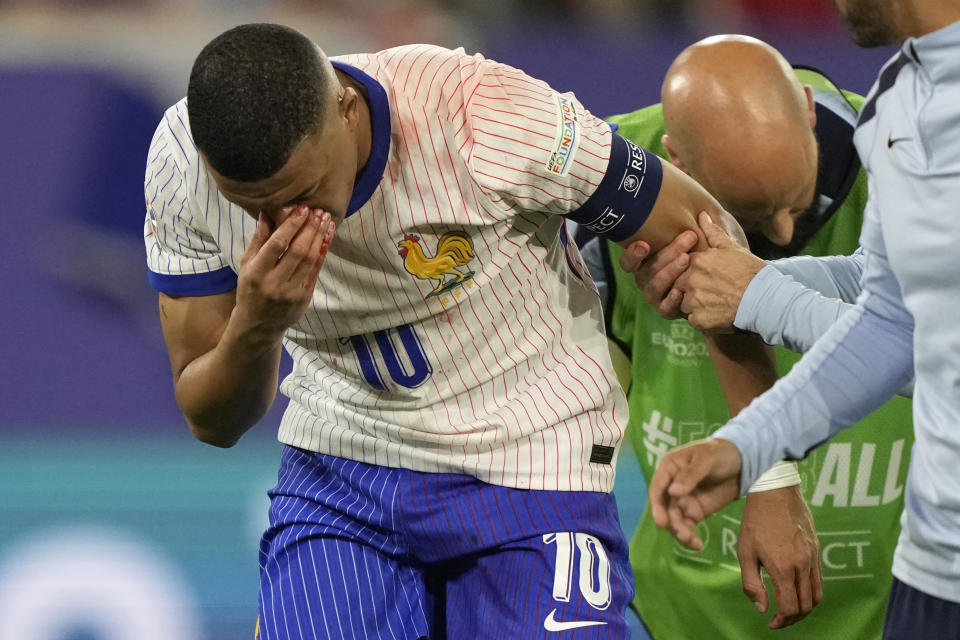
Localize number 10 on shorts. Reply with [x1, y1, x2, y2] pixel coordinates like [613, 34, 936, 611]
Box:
[543, 532, 612, 610]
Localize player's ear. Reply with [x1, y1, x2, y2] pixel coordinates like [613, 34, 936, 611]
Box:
[803, 85, 817, 128]
[341, 86, 360, 128]
[662, 134, 688, 174]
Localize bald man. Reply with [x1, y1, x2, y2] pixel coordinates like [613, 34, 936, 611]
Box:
[581, 36, 913, 639]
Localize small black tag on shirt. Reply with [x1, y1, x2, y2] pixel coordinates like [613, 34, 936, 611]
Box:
[589, 445, 615, 465]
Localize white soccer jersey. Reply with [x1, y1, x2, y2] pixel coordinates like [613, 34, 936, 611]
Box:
[144, 44, 631, 491]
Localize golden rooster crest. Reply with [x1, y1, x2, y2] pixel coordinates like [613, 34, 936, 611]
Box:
[397, 231, 476, 298]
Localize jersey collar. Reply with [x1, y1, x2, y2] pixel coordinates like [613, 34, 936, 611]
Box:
[331, 60, 391, 217]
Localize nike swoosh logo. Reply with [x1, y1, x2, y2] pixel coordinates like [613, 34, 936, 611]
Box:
[887, 135, 912, 148]
[543, 608, 608, 632]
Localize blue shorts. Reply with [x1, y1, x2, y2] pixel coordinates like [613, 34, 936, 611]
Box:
[256, 446, 634, 639]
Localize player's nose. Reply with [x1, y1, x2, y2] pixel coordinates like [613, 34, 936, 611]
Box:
[763, 210, 795, 246]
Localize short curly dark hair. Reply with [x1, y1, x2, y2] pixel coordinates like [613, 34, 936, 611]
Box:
[187, 23, 334, 182]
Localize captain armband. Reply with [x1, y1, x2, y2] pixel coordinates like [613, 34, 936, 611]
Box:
[566, 133, 663, 242]
[747, 460, 802, 493]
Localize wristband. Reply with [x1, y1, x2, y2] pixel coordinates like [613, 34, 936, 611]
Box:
[747, 460, 801, 493]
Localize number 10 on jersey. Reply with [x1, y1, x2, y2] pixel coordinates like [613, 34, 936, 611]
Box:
[348, 324, 433, 390]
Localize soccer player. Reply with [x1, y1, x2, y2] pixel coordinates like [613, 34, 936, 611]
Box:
[580, 36, 913, 637]
[143, 23, 777, 639]
[647, 3, 960, 638]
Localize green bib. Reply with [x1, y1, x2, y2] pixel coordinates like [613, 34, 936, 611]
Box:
[606, 71, 914, 640]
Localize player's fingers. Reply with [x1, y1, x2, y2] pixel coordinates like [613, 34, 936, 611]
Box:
[643, 252, 689, 306]
[676, 494, 706, 524]
[671, 509, 703, 551]
[648, 460, 679, 529]
[665, 454, 712, 500]
[678, 291, 693, 317]
[291, 213, 335, 287]
[768, 568, 801, 629]
[669, 229, 699, 255]
[318, 218, 336, 259]
[812, 557, 824, 606]
[797, 565, 815, 618]
[242, 212, 274, 267]
[666, 499, 689, 541]
[642, 230, 697, 275]
[699, 211, 735, 249]
[674, 266, 693, 296]
[290, 217, 328, 287]
[255, 205, 311, 265]
[686, 309, 704, 332]
[629, 232, 694, 300]
[618, 241, 651, 272]
[274, 209, 324, 281]
[738, 549, 769, 613]
[657, 287, 684, 320]
[669, 494, 704, 547]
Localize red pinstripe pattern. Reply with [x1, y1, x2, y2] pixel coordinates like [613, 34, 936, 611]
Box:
[148, 44, 626, 492]
[473, 113, 555, 140]
[477, 95, 558, 118]
[472, 125, 552, 153]
[474, 159, 593, 201]
[473, 103, 555, 128]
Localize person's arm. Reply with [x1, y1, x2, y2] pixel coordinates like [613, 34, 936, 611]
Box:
[738, 485, 821, 628]
[615, 230, 866, 336]
[565, 134, 776, 414]
[461, 61, 774, 415]
[735, 267, 855, 353]
[627, 190, 784, 438]
[735, 250, 866, 353]
[669, 222, 914, 397]
[158, 288, 278, 445]
[648, 210, 915, 547]
[766, 249, 866, 302]
[717, 235, 913, 490]
[144, 118, 336, 446]
[603, 143, 747, 254]
[575, 150, 815, 626]
[157, 210, 335, 446]
[463, 61, 779, 471]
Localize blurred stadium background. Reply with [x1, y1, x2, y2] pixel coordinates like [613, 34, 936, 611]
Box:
[0, 1, 894, 638]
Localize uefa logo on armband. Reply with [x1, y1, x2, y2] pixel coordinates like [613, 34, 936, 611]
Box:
[619, 140, 647, 199]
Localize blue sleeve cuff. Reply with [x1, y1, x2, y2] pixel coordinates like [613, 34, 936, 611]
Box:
[147, 266, 238, 296]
